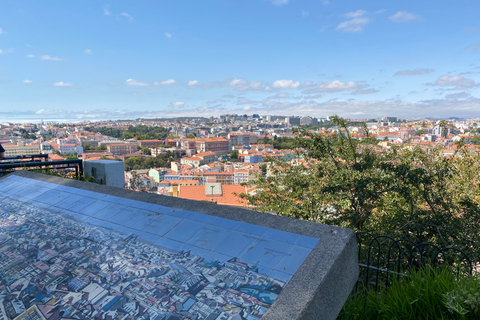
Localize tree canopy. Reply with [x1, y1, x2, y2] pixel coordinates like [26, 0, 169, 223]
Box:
[85, 125, 170, 140]
[241, 116, 480, 261]
[123, 150, 180, 171]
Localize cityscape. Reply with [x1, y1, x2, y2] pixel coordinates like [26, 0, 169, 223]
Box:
[1, 115, 480, 206]
[2, 1, 480, 319]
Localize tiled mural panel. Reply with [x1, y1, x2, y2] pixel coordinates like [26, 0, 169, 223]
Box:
[0, 175, 319, 320]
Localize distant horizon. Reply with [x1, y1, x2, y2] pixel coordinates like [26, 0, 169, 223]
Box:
[1, 1, 479, 119]
[1, 113, 478, 126]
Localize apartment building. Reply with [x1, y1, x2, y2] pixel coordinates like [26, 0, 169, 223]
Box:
[138, 140, 164, 148]
[195, 137, 230, 156]
[228, 133, 258, 147]
[107, 143, 138, 156]
[2, 141, 40, 156]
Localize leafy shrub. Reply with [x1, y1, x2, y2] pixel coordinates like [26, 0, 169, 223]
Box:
[339, 267, 480, 320]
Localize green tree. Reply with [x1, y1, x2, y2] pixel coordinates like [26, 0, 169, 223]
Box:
[259, 163, 267, 176]
[231, 149, 239, 160]
[141, 147, 152, 155]
[64, 152, 78, 160]
[241, 116, 480, 261]
[470, 136, 480, 145]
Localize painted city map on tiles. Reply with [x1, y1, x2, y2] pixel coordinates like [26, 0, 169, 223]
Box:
[0, 198, 282, 320]
[0, 176, 319, 320]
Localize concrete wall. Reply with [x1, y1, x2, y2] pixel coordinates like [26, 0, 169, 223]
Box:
[83, 159, 125, 188]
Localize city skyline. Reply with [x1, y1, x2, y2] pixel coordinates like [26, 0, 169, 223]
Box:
[1, 0, 480, 121]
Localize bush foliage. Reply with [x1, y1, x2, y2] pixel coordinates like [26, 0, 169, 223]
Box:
[339, 268, 480, 320]
[241, 116, 480, 262]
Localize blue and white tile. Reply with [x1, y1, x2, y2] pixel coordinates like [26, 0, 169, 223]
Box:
[186, 225, 230, 250]
[94, 203, 129, 221]
[65, 196, 98, 211]
[295, 235, 319, 249]
[234, 222, 268, 237]
[79, 200, 111, 216]
[186, 211, 216, 224]
[154, 237, 189, 252]
[239, 238, 292, 268]
[164, 220, 206, 243]
[274, 245, 313, 275]
[141, 215, 183, 236]
[210, 217, 241, 230]
[263, 228, 300, 245]
[213, 231, 259, 257]
[268, 270, 292, 283]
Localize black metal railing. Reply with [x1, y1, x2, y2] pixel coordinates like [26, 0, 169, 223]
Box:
[0, 154, 83, 176]
[2, 154, 49, 162]
[356, 232, 472, 292]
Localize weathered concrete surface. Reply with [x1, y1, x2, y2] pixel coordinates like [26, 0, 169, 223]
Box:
[83, 159, 125, 188]
[6, 171, 358, 320]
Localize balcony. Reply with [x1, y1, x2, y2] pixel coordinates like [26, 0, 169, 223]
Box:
[0, 154, 84, 177]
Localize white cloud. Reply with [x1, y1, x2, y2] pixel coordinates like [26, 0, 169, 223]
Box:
[84, 49, 92, 55]
[0, 28, 4, 34]
[268, 0, 289, 6]
[120, 12, 133, 21]
[394, 68, 435, 76]
[389, 11, 420, 23]
[303, 80, 359, 93]
[103, 5, 111, 16]
[430, 75, 476, 90]
[272, 80, 301, 89]
[22, 80, 32, 84]
[352, 88, 379, 95]
[228, 79, 266, 91]
[154, 79, 176, 86]
[266, 93, 289, 99]
[53, 81, 73, 87]
[20, 94, 480, 120]
[336, 17, 371, 32]
[445, 92, 471, 99]
[237, 98, 258, 105]
[171, 101, 185, 107]
[344, 10, 368, 18]
[164, 33, 172, 39]
[41, 55, 63, 61]
[0, 48, 13, 55]
[26, 54, 35, 58]
[229, 78, 247, 86]
[247, 81, 263, 90]
[192, 78, 265, 91]
[126, 79, 149, 86]
[337, 10, 371, 33]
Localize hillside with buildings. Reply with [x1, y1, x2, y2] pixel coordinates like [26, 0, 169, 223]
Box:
[1, 115, 479, 208]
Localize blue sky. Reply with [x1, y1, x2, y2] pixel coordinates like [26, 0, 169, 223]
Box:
[1, 0, 479, 121]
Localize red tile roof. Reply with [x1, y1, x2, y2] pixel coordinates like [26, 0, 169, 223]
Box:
[179, 184, 248, 207]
